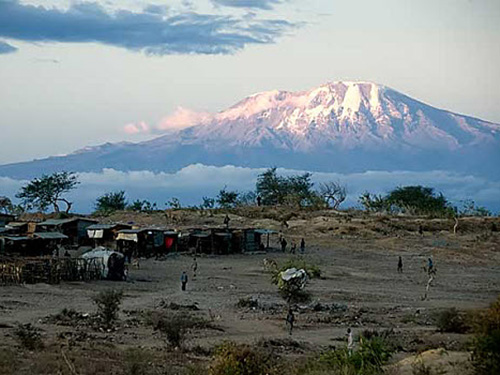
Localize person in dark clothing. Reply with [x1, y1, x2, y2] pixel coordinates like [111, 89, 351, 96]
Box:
[192, 257, 198, 279]
[398, 256, 403, 273]
[300, 238, 305, 254]
[281, 238, 287, 253]
[256, 196, 262, 207]
[181, 271, 188, 291]
[427, 257, 435, 275]
[286, 308, 294, 335]
[418, 225, 424, 236]
[224, 214, 230, 229]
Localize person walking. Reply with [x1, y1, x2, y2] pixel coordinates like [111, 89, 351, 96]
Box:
[192, 257, 198, 279]
[300, 238, 305, 254]
[281, 238, 287, 253]
[224, 214, 230, 229]
[397, 256, 403, 273]
[427, 257, 434, 275]
[286, 308, 295, 335]
[346, 328, 354, 355]
[180, 271, 188, 291]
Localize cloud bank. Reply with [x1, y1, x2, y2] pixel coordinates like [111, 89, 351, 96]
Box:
[211, 0, 285, 10]
[123, 121, 150, 135]
[0, 1, 295, 55]
[0, 40, 17, 54]
[1, 165, 499, 214]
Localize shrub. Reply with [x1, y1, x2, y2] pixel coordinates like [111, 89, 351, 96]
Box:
[236, 297, 259, 309]
[209, 341, 277, 375]
[92, 289, 124, 328]
[95, 191, 127, 214]
[470, 296, 500, 374]
[435, 308, 467, 333]
[148, 312, 211, 348]
[316, 335, 392, 375]
[14, 323, 44, 351]
[123, 348, 154, 375]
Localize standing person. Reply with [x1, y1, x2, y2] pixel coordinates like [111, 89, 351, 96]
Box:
[291, 241, 297, 254]
[180, 271, 188, 291]
[224, 214, 230, 229]
[256, 195, 262, 207]
[346, 328, 354, 355]
[192, 257, 198, 279]
[300, 238, 305, 254]
[427, 257, 434, 275]
[398, 256, 403, 273]
[418, 225, 424, 236]
[281, 238, 287, 253]
[286, 308, 294, 335]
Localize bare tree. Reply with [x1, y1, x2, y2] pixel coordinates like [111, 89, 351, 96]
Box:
[318, 181, 347, 210]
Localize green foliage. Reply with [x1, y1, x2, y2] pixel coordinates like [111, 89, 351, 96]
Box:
[95, 190, 127, 213]
[14, 323, 44, 351]
[166, 197, 182, 209]
[256, 168, 319, 207]
[316, 335, 392, 375]
[16, 171, 79, 213]
[270, 257, 320, 304]
[128, 199, 157, 212]
[201, 196, 215, 209]
[209, 341, 277, 375]
[92, 289, 124, 328]
[435, 308, 467, 333]
[0, 196, 12, 214]
[217, 187, 239, 208]
[359, 186, 453, 216]
[471, 296, 500, 374]
[459, 199, 492, 217]
[237, 191, 257, 206]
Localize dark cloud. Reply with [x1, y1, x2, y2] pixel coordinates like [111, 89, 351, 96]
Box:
[212, 0, 284, 10]
[0, 40, 17, 54]
[0, 1, 295, 55]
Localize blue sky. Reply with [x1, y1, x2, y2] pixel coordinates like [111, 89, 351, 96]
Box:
[0, 0, 499, 164]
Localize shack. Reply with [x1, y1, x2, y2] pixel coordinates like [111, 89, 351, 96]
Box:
[184, 227, 277, 254]
[116, 228, 178, 258]
[37, 217, 97, 246]
[87, 223, 132, 249]
[0, 232, 68, 256]
[0, 213, 15, 227]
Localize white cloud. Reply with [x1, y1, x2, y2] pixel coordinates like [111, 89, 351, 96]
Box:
[1, 165, 499, 214]
[123, 121, 150, 134]
[157, 107, 213, 131]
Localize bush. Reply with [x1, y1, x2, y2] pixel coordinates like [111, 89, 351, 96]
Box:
[148, 312, 211, 348]
[92, 289, 124, 328]
[123, 348, 154, 375]
[95, 191, 127, 214]
[470, 296, 500, 374]
[209, 341, 277, 375]
[14, 323, 44, 351]
[236, 297, 259, 309]
[435, 308, 467, 333]
[315, 335, 392, 375]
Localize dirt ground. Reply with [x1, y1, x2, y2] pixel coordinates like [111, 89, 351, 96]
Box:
[1, 209, 500, 374]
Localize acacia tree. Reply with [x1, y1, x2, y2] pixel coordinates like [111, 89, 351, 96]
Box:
[95, 191, 127, 213]
[16, 171, 79, 213]
[318, 181, 347, 209]
[0, 196, 12, 214]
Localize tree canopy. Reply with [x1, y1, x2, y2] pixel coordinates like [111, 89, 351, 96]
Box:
[16, 171, 79, 213]
[95, 191, 127, 213]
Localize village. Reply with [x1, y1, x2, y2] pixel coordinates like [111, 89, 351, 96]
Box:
[1, 203, 500, 374]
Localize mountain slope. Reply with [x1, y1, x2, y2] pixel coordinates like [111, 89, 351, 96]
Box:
[1, 81, 499, 179]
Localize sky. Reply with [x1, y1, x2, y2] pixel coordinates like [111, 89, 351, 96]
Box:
[0, 0, 500, 165]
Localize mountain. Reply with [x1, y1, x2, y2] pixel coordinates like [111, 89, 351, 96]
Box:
[1, 81, 499, 179]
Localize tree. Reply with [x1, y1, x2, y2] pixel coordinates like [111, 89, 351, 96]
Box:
[16, 171, 79, 213]
[318, 181, 347, 209]
[95, 191, 127, 213]
[0, 196, 12, 214]
[256, 168, 317, 207]
[217, 188, 239, 208]
[256, 168, 285, 205]
[386, 186, 450, 215]
[201, 196, 215, 210]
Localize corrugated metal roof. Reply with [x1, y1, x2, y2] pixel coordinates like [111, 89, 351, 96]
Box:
[3, 236, 30, 241]
[87, 223, 119, 230]
[39, 218, 97, 226]
[33, 232, 68, 240]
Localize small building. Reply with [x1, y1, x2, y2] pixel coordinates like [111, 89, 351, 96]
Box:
[37, 217, 98, 246]
[0, 213, 15, 227]
[116, 228, 178, 258]
[87, 223, 132, 249]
